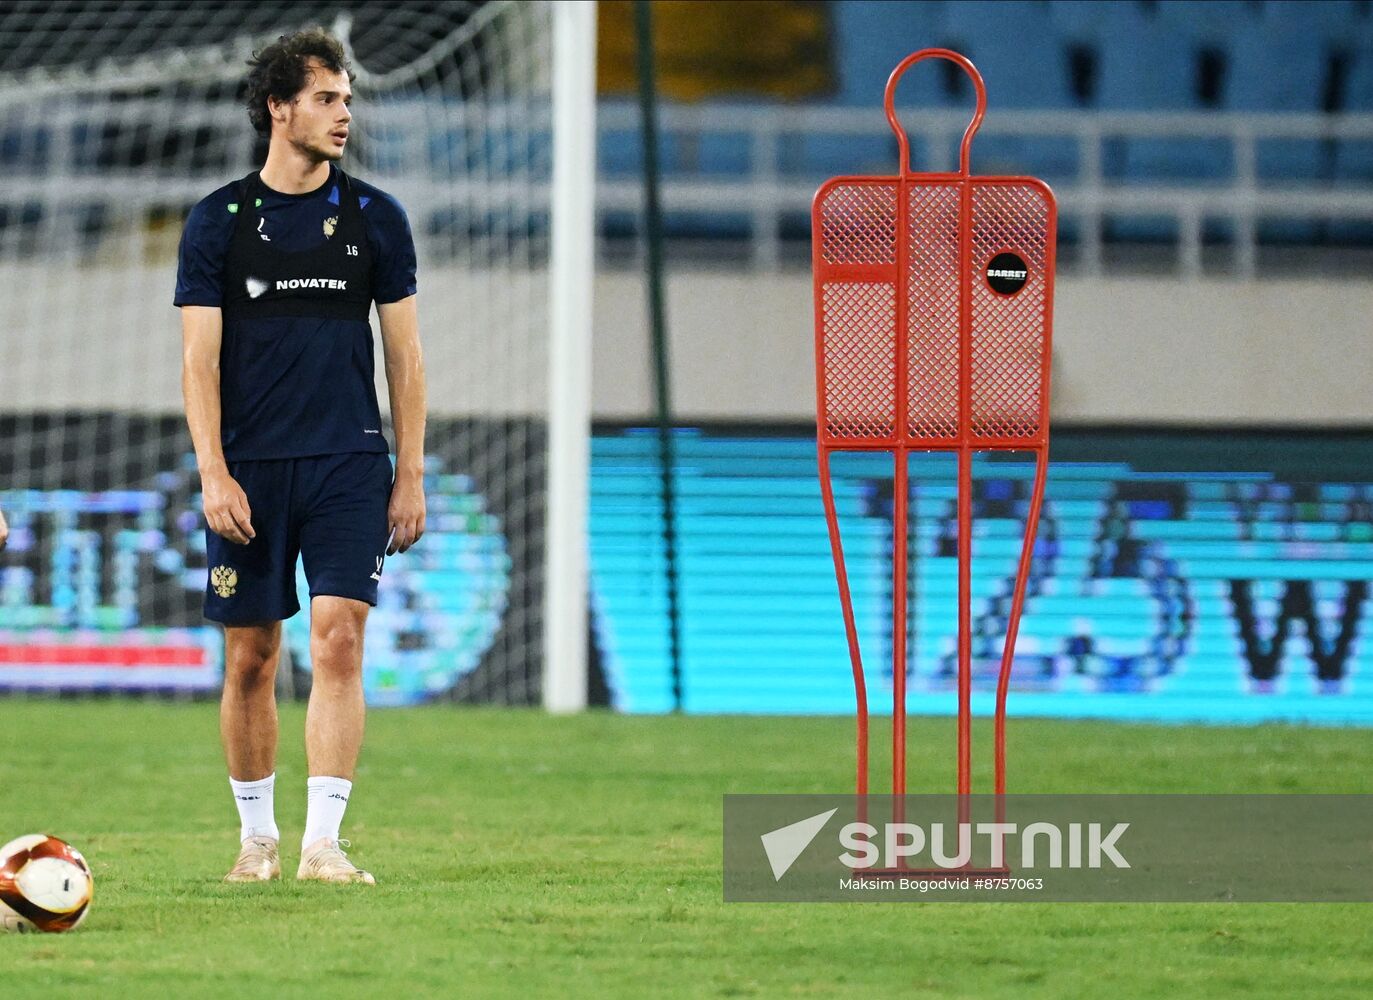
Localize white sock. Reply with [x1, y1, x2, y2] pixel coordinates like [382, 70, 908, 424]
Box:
[229, 773, 279, 842]
[302, 776, 353, 850]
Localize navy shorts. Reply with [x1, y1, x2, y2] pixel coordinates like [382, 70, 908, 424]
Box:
[204, 452, 393, 624]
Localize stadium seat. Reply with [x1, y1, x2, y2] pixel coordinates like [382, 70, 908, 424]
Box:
[598, 112, 754, 180]
[1096, 7, 1230, 178]
[831, 0, 947, 108]
[1335, 50, 1373, 174]
[1153, 0, 1240, 48]
[598, 121, 643, 179]
[942, 0, 1081, 181]
[799, 1, 948, 179]
[784, 129, 911, 180]
[942, 0, 1070, 109]
[692, 128, 755, 176]
[0, 123, 48, 168]
[1224, 10, 1330, 240]
[1092, 5, 1232, 240]
[1263, 0, 1368, 46]
[592, 0, 1365, 246]
[1331, 44, 1373, 243]
[597, 116, 758, 241]
[1049, 0, 1120, 47]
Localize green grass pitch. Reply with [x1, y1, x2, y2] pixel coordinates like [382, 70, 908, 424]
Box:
[0, 701, 1369, 998]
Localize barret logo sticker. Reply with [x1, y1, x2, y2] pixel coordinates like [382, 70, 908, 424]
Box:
[986, 252, 1029, 295]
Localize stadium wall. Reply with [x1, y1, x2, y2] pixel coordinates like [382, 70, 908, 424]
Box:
[1, 267, 1371, 424]
[590, 272, 1373, 425]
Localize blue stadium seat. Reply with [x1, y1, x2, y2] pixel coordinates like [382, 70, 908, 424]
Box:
[1093, 5, 1231, 239]
[1154, 0, 1241, 47]
[592, 0, 1364, 245]
[1093, 6, 1193, 109]
[693, 130, 754, 176]
[1336, 50, 1373, 168]
[1331, 44, 1373, 243]
[0, 124, 49, 169]
[942, 0, 1081, 181]
[942, 1, 1070, 109]
[1263, 0, 1367, 46]
[785, 129, 911, 179]
[805, 2, 948, 178]
[600, 104, 761, 238]
[1096, 7, 1230, 179]
[831, 1, 947, 108]
[1224, 24, 1325, 138]
[598, 109, 754, 180]
[1158, 0, 1362, 49]
[598, 125, 642, 179]
[1047, 0, 1113, 45]
[1225, 10, 1330, 240]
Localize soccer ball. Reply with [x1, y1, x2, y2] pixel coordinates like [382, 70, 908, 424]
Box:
[0, 835, 94, 933]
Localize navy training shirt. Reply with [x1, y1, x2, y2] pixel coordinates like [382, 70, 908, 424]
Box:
[174, 164, 417, 461]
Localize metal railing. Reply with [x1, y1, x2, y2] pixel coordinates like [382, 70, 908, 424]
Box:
[3, 99, 1372, 279]
[596, 102, 1373, 278]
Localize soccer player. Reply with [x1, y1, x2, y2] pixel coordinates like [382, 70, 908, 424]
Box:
[175, 28, 426, 885]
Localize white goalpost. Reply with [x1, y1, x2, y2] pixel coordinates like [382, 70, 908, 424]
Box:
[543, 1, 597, 713]
[0, 1, 596, 709]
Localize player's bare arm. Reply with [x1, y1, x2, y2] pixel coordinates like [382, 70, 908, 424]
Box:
[0, 508, 8, 550]
[379, 294, 426, 555]
[180, 305, 255, 546]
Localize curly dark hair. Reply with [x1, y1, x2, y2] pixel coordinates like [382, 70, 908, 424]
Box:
[244, 27, 355, 137]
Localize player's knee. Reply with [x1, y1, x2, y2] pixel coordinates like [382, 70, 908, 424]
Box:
[310, 619, 364, 676]
[224, 637, 277, 693]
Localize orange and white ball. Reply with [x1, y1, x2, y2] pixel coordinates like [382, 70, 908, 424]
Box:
[0, 835, 94, 933]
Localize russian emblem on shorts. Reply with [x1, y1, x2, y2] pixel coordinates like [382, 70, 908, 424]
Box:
[210, 566, 238, 599]
[323, 215, 338, 238]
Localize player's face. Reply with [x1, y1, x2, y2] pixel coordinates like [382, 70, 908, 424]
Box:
[278, 59, 352, 162]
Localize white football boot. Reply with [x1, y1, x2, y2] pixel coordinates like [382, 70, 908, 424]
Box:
[223, 836, 281, 882]
[296, 838, 376, 885]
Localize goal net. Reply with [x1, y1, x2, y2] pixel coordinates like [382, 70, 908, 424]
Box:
[0, 1, 581, 706]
